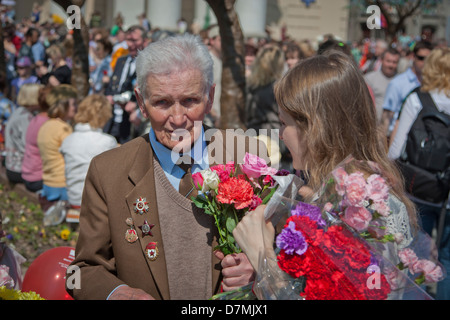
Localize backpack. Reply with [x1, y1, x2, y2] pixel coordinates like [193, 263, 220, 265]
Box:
[396, 88, 450, 204]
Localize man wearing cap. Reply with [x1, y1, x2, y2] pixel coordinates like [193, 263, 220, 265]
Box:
[11, 56, 39, 103]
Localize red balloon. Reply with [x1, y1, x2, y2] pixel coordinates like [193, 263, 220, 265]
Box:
[22, 247, 75, 300]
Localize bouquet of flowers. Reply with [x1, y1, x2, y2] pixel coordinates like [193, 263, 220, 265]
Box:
[191, 152, 292, 255]
[253, 157, 446, 300]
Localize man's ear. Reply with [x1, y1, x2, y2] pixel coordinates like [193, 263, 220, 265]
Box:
[205, 84, 215, 114]
[135, 87, 149, 118]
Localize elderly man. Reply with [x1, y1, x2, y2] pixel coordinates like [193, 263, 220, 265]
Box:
[67, 34, 267, 300]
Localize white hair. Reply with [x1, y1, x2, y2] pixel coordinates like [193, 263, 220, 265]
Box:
[136, 33, 214, 99]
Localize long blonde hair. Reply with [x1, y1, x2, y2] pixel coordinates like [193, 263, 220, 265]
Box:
[274, 50, 418, 229]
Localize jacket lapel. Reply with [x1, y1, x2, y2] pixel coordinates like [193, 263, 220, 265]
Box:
[125, 135, 170, 300]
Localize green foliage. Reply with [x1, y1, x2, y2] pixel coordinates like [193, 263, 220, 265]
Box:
[0, 185, 78, 267]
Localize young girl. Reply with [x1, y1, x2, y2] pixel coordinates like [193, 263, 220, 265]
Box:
[233, 50, 426, 299]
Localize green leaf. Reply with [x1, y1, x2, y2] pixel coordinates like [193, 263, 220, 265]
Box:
[226, 216, 237, 233]
[262, 186, 278, 204]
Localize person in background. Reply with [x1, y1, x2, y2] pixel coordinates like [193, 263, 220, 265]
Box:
[18, 27, 39, 66]
[89, 38, 113, 94]
[361, 39, 388, 74]
[3, 22, 17, 85]
[364, 47, 401, 123]
[204, 25, 222, 128]
[388, 48, 450, 300]
[5, 83, 43, 184]
[40, 44, 72, 86]
[60, 94, 117, 210]
[10, 56, 39, 103]
[246, 45, 285, 132]
[104, 25, 145, 144]
[244, 42, 258, 78]
[21, 86, 52, 193]
[284, 41, 305, 69]
[0, 73, 16, 163]
[37, 84, 77, 212]
[381, 41, 434, 139]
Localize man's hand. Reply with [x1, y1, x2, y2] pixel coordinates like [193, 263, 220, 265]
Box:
[108, 285, 155, 300]
[214, 251, 255, 291]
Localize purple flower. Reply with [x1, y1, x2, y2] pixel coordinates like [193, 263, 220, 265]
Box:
[276, 221, 308, 255]
[275, 169, 290, 176]
[292, 202, 326, 228]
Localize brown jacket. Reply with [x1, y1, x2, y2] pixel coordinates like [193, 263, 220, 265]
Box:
[67, 129, 268, 300]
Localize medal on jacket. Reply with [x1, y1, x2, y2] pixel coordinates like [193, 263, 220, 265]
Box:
[133, 197, 149, 215]
[145, 242, 159, 261]
[125, 217, 138, 243]
[139, 220, 155, 237]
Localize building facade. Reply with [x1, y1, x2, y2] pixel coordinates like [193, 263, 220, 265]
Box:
[13, 0, 450, 46]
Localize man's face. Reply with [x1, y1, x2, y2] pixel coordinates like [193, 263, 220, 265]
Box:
[29, 30, 39, 44]
[137, 68, 214, 151]
[209, 36, 221, 55]
[413, 48, 431, 74]
[126, 29, 145, 58]
[381, 52, 400, 78]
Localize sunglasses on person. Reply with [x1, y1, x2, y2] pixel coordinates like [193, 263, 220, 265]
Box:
[415, 54, 427, 61]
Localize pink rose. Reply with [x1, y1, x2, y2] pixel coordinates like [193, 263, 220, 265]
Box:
[332, 167, 348, 196]
[344, 172, 368, 207]
[192, 172, 204, 190]
[398, 248, 419, 269]
[343, 206, 372, 231]
[367, 174, 389, 203]
[240, 153, 277, 179]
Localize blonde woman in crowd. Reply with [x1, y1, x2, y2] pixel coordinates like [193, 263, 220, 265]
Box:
[5, 83, 43, 184]
[60, 94, 117, 210]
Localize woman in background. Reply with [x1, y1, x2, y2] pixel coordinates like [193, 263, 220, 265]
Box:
[5, 83, 43, 184]
[60, 94, 117, 210]
[21, 85, 52, 192]
[37, 84, 77, 213]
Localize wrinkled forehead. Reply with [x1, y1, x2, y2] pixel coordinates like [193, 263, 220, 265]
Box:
[142, 68, 210, 98]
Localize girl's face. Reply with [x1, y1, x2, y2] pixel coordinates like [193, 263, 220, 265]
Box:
[278, 107, 306, 171]
[65, 98, 77, 121]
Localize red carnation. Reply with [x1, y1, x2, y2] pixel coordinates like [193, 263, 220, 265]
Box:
[216, 177, 254, 210]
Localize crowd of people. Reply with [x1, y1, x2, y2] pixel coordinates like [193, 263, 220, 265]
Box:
[0, 3, 449, 300]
